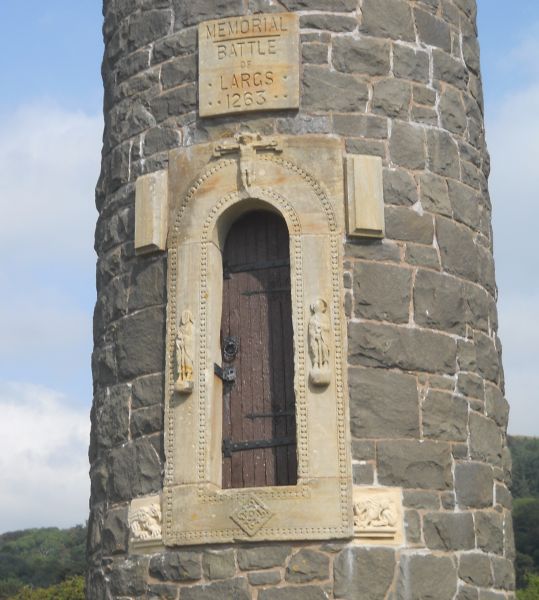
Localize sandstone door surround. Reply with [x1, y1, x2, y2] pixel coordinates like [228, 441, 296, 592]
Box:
[130, 133, 397, 548]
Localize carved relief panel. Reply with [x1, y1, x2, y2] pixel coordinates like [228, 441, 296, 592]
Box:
[160, 134, 354, 545]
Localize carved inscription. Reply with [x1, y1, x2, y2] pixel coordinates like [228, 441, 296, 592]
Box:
[230, 495, 274, 536]
[199, 13, 299, 117]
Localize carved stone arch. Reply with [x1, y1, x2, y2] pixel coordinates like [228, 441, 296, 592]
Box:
[163, 135, 353, 545]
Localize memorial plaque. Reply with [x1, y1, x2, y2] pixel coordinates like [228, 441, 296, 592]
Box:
[198, 13, 300, 117]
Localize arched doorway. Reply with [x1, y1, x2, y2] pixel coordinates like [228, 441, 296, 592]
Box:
[220, 210, 297, 489]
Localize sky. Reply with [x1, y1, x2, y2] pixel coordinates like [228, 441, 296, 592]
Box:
[0, 1, 537, 534]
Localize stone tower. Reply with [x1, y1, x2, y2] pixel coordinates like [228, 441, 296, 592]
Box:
[89, 0, 515, 598]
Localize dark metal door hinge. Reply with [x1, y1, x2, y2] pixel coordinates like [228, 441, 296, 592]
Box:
[214, 363, 236, 382]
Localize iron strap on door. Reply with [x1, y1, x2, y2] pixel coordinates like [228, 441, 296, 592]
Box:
[222, 437, 296, 458]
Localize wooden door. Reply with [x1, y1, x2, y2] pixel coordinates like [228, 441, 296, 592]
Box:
[221, 211, 297, 489]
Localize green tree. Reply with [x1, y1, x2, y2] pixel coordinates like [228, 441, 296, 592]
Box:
[8, 576, 84, 600]
[518, 574, 539, 600]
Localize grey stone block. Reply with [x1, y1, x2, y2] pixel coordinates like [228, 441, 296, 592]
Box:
[96, 385, 130, 452]
[383, 168, 418, 206]
[424, 512, 475, 551]
[457, 586, 480, 600]
[173, 0, 243, 27]
[132, 373, 164, 409]
[303, 66, 369, 111]
[458, 373, 484, 399]
[390, 121, 426, 169]
[349, 321, 457, 374]
[202, 549, 236, 580]
[377, 440, 453, 490]
[334, 114, 388, 138]
[109, 556, 149, 596]
[150, 85, 197, 121]
[448, 180, 480, 230]
[414, 270, 466, 335]
[259, 588, 329, 600]
[161, 54, 197, 89]
[108, 437, 162, 501]
[403, 490, 440, 510]
[116, 306, 166, 380]
[128, 10, 172, 52]
[455, 462, 494, 508]
[334, 547, 396, 599]
[353, 462, 374, 485]
[459, 553, 494, 587]
[285, 549, 329, 583]
[423, 390, 468, 442]
[349, 368, 419, 439]
[300, 13, 357, 32]
[405, 510, 422, 544]
[131, 405, 164, 438]
[102, 506, 129, 556]
[415, 9, 451, 51]
[491, 556, 515, 590]
[475, 511, 504, 555]
[386, 206, 434, 244]
[373, 79, 412, 119]
[153, 29, 197, 63]
[406, 243, 440, 269]
[440, 87, 467, 135]
[360, 0, 415, 41]
[433, 49, 469, 90]
[420, 173, 451, 216]
[237, 545, 291, 570]
[181, 578, 251, 600]
[436, 216, 479, 282]
[149, 551, 202, 582]
[247, 570, 282, 585]
[470, 413, 502, 465]
[280, 0, 357, 9]
[354, 261, 412, 323]
[393, 45, 430, 82]
[427, 129, 460, 178]
[397, 554, 457, 600]
[302, 42, 328, 64]
[332, 36, 391, 76]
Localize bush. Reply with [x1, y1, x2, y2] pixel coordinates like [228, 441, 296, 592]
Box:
[8, 576, 84, 600]
[518, 574, 539, 600]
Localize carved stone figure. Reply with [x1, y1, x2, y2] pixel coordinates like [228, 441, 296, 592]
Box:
[175, 309, 194, 394]
[129, 504, 162, 541]
[308, 298, 331, 387]
[353, 497, 397, 537]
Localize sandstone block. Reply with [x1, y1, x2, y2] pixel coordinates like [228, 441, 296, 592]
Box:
[349, 368, 419, 439]
[334, 547, 396, 599]
[377, 440, 453, 490]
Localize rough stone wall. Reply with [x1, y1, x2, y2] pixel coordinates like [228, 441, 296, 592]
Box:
[89, 0, 515, 598]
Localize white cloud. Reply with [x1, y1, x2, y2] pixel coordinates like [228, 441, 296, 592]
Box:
[0, 102, 102, 266]
[0, 382, 90, 533]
